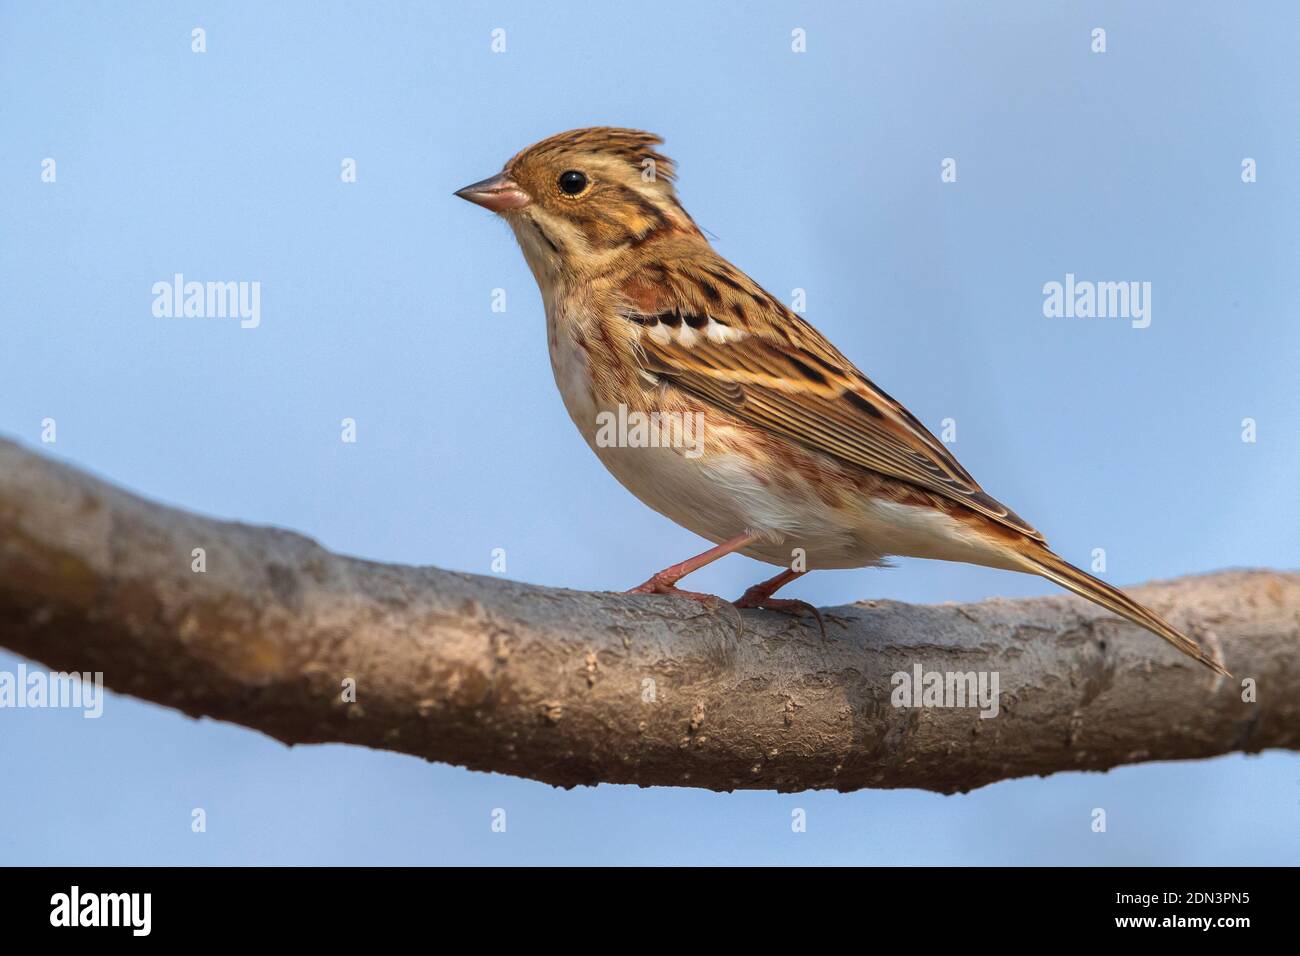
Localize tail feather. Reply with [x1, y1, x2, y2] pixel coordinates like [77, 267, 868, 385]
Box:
[1014, 546, 1230, 677]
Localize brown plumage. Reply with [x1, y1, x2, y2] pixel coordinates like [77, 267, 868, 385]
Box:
[455, 127, 1229, 676]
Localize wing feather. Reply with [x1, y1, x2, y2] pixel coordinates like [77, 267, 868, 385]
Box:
[617, 254, 1044, 543]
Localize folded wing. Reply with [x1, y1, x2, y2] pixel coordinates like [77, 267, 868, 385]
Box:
[618, 255, 1045, 543]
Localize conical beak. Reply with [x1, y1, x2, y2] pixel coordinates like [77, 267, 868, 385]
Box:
[454, 172, 531, 212]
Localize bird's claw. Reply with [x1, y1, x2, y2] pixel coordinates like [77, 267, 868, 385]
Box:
[626, 580, 744, 640]
[734, 593, 827, 640]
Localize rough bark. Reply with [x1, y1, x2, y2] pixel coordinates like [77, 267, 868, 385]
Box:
[0, 437, 1295, 793]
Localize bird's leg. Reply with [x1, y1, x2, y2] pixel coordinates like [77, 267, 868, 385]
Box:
[734, 568, 825, 638]
[626, 532, 758, 604]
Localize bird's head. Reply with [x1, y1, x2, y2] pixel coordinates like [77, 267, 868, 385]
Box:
[455, 127, 702, 281]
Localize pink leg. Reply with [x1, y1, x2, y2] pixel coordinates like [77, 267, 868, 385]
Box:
[627, 532, 758, 602]
[734, 568, 825, 638]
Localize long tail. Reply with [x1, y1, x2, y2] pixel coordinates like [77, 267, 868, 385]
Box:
[1013, 545, 1229, 676]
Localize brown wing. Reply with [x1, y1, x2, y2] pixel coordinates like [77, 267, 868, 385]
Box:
[617, 253, 1045, 543]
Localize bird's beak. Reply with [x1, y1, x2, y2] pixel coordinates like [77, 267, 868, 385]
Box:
[454, 172, 531, 213]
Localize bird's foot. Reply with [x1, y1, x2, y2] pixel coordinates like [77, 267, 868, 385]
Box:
[626, 577, 743, 639]
[627, 577, 722, 604]
[734, 588, 826, 640]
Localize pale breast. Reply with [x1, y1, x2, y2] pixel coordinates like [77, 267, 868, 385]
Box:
[548, 321, 598, 434]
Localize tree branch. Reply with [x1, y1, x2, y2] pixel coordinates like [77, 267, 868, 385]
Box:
[1, 437, 1295, 793]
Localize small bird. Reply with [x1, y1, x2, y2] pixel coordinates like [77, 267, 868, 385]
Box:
[456, 127, 1227, 676]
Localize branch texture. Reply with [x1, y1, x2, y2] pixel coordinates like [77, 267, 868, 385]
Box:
[1, 438, 1296, 793]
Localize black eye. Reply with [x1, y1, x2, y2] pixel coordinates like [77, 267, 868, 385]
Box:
[558, 170, 588, 195]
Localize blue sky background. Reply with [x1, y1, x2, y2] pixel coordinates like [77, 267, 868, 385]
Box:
[1, 1, 1297, 864]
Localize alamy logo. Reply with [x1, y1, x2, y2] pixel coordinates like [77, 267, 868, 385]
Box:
[891, 664, 1000, 718]
[152, 273, 261, 328]
[1042, 273, 1151, 328]
[0, 665, 103, 718]
[595, 404, 705, 459]
[50, 886, 151, 936]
